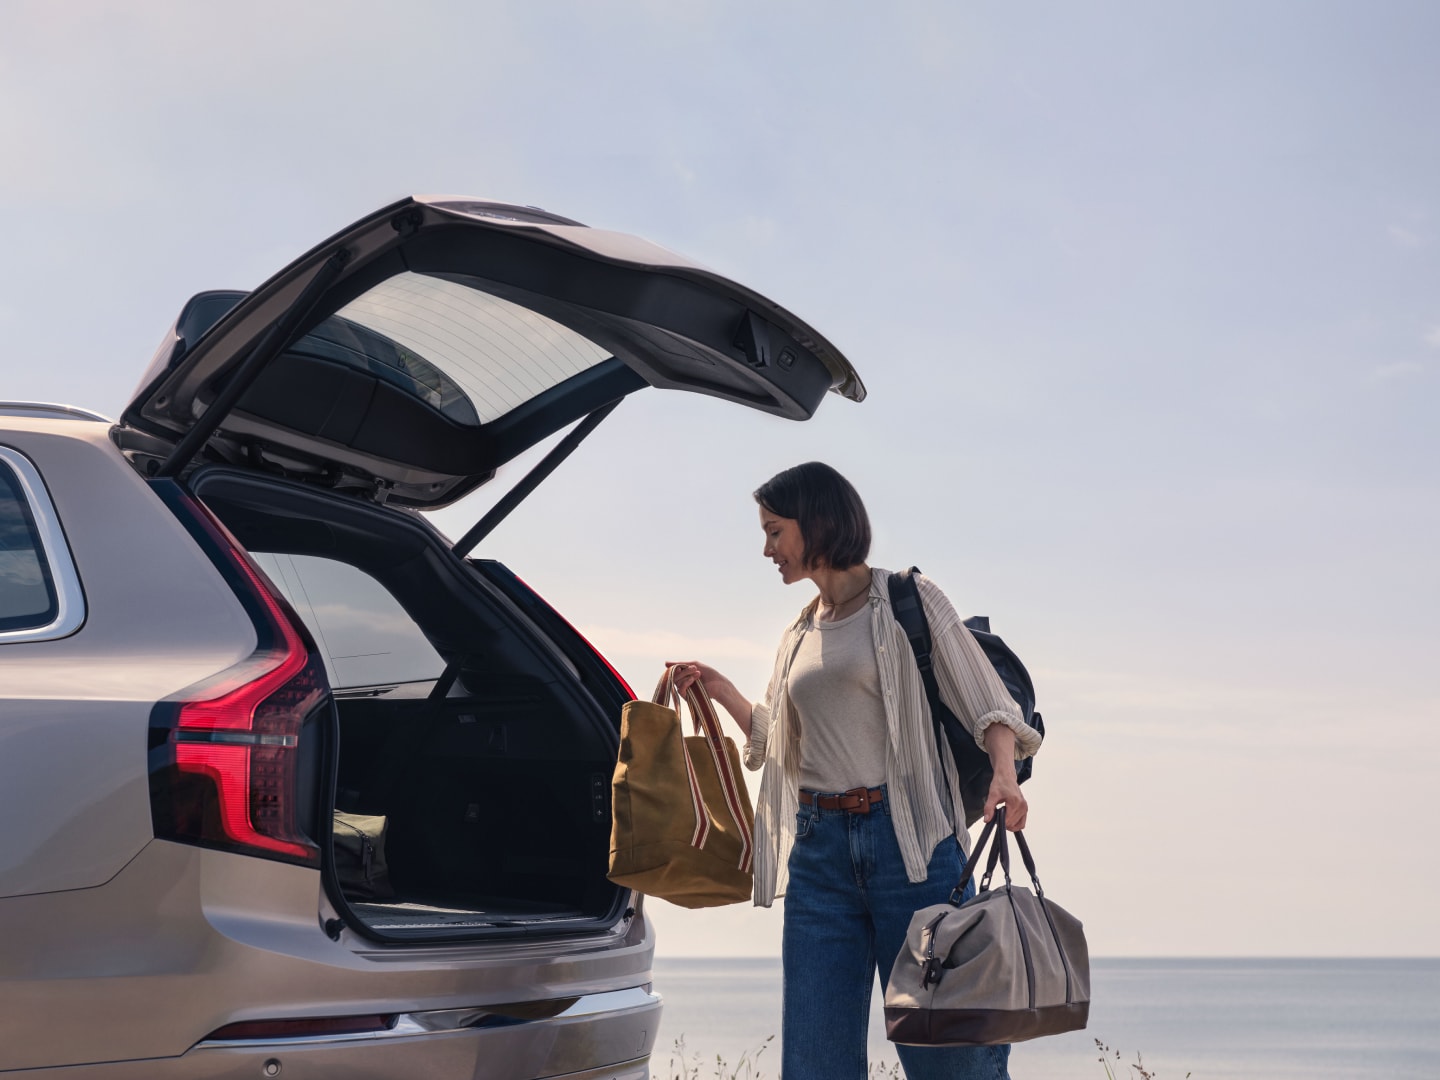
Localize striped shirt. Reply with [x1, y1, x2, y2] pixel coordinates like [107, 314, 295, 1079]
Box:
[744, 567, 1043, 907]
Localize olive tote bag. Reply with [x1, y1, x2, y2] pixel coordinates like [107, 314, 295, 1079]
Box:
[608, 667, 755, 908]
[885, 807, 1090, 1046]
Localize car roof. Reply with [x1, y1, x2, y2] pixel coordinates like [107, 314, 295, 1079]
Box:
[0, 402, 114, 423]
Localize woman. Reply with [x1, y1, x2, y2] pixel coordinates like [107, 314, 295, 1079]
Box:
[671, 462, 1041, 1080]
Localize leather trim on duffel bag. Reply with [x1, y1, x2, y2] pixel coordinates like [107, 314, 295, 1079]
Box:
[885, 1002, 1090, 1047]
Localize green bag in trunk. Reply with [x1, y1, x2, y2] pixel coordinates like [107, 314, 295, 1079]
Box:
[332, 812, 395, 899]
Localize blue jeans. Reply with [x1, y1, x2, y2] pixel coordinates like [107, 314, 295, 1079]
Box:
[782, 788, 1010, 1080]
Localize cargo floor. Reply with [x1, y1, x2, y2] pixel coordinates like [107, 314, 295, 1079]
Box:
[348, 897, 592, 933]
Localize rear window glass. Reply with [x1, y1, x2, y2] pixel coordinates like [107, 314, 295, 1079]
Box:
[252, 552, 445, 691]
[312, 272, 610, 426]
[0, 462, 58, 633]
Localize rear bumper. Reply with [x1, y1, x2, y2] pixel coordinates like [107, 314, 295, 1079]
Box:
[0, 842, 654, 1072]
[6, 988, 660, 1079]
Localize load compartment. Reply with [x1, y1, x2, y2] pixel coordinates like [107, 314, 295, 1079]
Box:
[189, 467, 628, 942]
[331, 685, 615, 936]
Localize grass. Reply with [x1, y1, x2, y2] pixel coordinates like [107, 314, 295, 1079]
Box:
[652, 1036, 901, 1080]
[653, 1035, 774, 1080]
[1095, 1038, 1191, 1079]
[653, 1035, 1190, 1078]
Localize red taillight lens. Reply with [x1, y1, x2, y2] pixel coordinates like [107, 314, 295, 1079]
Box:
[148, 485, 327, 866]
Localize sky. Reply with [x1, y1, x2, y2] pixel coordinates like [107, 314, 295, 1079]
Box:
[2, 0, 1437, 957]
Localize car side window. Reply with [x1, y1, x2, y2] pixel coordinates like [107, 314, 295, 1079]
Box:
[0, 447, 84, 642]
[251, 552, 445, 691]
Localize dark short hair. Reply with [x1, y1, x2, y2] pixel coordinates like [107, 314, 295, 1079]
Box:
[754, 462, 871, 571]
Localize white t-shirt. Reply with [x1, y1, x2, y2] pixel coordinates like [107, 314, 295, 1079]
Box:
[789, 604, 889, 792]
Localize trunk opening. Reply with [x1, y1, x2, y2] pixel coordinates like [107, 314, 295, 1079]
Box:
[188, 466, 628, 943]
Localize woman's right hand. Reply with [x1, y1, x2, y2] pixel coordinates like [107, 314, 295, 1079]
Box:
[666, 660, 710, 694]
[666, 661, 753, 737]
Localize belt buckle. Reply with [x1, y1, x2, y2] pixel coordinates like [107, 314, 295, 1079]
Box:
[843, 786, 873, 814]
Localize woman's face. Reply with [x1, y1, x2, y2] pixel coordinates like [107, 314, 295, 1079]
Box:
[760, 506, 810, 585]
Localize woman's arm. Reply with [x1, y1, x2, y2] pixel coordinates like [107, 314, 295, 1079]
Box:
[669, 617, 800, 771]
[668, 661, 754, 737]
[916, 575, 1042, 829]
[982, 723, 1026, 829]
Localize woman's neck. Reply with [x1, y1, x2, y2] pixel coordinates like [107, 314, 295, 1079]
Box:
[811, 564, 872, 617]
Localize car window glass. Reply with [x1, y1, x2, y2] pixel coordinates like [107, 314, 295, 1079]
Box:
[305, 271, 611, 426]
[251, 552, 444, 690]
[0, 462, 58, 633]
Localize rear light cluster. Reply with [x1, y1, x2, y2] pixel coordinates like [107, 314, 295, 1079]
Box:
[148, 483, 327, 866]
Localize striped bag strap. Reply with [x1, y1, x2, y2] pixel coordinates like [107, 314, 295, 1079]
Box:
[654, 667, 712, 851]
[682, 679, 754, 873]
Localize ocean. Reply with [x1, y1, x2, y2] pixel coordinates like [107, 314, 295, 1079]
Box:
[649, 957, 1440, 1079]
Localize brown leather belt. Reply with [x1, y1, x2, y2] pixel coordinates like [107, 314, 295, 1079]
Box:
[799, 786, 885, 814]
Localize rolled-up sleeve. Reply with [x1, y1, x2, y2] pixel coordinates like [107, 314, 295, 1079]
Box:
[744, 699, 771, 770]
[918, 577, 1042, 760]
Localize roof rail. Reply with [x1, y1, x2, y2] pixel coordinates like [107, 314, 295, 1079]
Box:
[0, 401, 113, 423]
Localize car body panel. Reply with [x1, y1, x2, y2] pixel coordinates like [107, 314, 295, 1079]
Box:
[11, 1042, 652, 1080]
[0, 842, 655, 1071]
[0, 421, 256, 898]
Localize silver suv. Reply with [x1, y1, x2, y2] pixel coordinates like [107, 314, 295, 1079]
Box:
[0, 196, 863, 1078]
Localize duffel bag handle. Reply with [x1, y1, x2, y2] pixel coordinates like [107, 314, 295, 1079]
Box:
[950, 805, 1045, 905]
[980, 810, 1012, 893]
[951, 806, 1002, 904]
[1013, 829, 1046, 898]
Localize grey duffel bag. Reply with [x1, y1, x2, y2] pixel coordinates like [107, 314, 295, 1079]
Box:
[884, 807, 1089, 1046]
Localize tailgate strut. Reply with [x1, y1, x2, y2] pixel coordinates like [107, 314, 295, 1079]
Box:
[451, 398, 622, 558]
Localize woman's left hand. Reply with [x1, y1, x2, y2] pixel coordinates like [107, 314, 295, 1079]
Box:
[981, 723, 1028, 829]
[984, 770, 1027, 831]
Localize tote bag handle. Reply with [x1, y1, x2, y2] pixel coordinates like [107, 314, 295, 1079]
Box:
[681, 678, 754, 873]
[652, 666, 685, 710]
[652, 666, 713, 851]
[650, 666, 754, 871]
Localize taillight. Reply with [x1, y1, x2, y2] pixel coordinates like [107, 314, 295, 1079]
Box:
[148, 482, 327, 866]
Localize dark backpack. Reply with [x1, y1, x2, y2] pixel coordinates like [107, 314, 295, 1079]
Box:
[886, 568, 1044, 826]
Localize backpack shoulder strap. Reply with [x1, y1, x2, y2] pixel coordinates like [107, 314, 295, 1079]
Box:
[887, 567, 942, 702]
[889, 568, 971, 824]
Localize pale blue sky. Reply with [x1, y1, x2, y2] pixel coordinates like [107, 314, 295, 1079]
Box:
[3, 1, 1436, 956]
